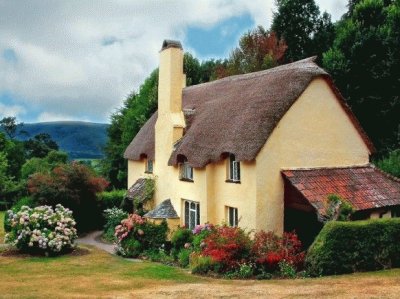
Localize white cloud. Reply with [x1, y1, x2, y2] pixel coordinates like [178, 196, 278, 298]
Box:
[0, 0, 347, 123]
[36, 112, 89, 123]
[0, 103, 26, 119]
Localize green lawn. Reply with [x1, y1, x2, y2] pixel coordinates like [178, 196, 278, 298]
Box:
[1, 244, 400, 298]
[0, 211, 4, 244]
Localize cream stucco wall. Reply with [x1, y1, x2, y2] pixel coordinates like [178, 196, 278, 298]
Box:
[128, 55, 371, 233]
[255, 77, 370, 234]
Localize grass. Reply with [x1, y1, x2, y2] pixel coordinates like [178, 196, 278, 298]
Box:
[1, 244, 400, 298]
[0, 211, 4, 244]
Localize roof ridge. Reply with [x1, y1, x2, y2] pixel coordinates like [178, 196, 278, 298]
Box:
[183, 56, 324, 92]
[282, 164, 371, 172]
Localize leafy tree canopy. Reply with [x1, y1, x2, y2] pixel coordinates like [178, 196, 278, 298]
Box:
[272, 0, 335, 61]
[323, 0, 400, 154]
[226, 26, 287, 75]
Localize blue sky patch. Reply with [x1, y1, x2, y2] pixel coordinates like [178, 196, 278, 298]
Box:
[185, 13, 254, 59]
[2, 48, 17, 63]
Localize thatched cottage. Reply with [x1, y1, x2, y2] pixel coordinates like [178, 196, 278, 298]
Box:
[124, 40, 400, 241]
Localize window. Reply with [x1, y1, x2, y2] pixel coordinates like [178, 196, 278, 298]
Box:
[179, 158, 193, 181]
[227, 154, 240, 182]
[145, 159, 153, 173]
[227, 207, 238, 227]
[184, 200, 200, 229]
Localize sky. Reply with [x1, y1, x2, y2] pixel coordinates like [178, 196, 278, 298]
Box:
[0, 0, 347, 124]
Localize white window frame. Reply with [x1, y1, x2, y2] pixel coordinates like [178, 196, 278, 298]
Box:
[180, 159, 193, 181]
[227, 206, 238, 227]
[228, 154, 240, 182]
[184, 200, 200, 229]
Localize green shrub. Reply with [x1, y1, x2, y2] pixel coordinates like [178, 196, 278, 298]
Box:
[178, 248, 191, 268]
[171, 226, 193, 258]
[190, 254, 214, 275]
[98, 189, 126, 210]
[324, 194, 354, 221]
[225, 262, 254, 279]
[375, 149, 400, 178]
[278, 260, 297, 278]
[103, 208, 128, 242]
[306, 218, 400, 276]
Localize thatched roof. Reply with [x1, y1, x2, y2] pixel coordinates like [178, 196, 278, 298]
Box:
[124, 57, 374, 167]
[124, 112, 157, 160]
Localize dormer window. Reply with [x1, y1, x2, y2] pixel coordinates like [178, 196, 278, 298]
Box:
[227, 154, 240, 183]
[179, 158, 193, 182]
[145, 159, 153, 174]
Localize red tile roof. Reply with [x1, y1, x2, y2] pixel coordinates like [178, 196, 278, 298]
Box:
[282, 165, 400, 216]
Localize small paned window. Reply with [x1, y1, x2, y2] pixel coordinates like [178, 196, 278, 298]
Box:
[184, 200, 200, 229]
[227, 207, 238, 227]
[146, 159, 153, 173]
[179, 158, 193, 181]
[228, 154, 240, 182]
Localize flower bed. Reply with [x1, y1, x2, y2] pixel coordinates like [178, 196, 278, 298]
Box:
[144, 223, 306, 279]
[4, 204, 77, 255]
[114, 213, 168, 257]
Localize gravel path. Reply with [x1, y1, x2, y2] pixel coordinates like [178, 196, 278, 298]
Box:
[76, 230, 115, 254]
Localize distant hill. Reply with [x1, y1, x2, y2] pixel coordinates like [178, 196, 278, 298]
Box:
[15, 121, 109, 159]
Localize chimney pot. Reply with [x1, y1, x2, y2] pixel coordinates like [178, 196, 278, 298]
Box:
[161, 40, 183, 51]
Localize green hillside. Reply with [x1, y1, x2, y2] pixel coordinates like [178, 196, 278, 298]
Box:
[16, 121, 109, 159]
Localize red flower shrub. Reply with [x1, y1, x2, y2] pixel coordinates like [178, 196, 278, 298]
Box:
[251, 231, 305, 272]
[201, 225, 251, 272]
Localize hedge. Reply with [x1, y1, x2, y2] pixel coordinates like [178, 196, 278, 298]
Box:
[97, 190, 126, 210]
[305, 218, 400, 276]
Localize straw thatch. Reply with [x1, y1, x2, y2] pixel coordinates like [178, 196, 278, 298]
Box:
[124, 57, 374, 167]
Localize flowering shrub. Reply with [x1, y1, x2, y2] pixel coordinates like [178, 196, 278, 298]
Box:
[114, 213, 168, 257]
[103, 208, 128, 242]
[4, 204, 77, 255]
[192, 223, 215, 252]
[201, 225, 251, 272]
[251, 231, 305, 272]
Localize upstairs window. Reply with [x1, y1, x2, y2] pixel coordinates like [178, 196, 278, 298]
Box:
[184, 200, 200, 229]
[145, 159, 153, 173]
[179, 158, 193, 181]
[227, 206, 238, 227]
[227, 154, 240, 182]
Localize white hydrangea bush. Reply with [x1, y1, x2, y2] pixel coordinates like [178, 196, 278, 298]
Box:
[5, 204, 78, 255]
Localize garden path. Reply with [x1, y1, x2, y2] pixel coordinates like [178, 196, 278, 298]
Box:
[77, 230, 115, 254]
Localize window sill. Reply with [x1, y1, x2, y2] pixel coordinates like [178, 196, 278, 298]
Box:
[225, 179, 241, 184]
[144, 171, 153, 174]
[180, 178, 194, 183]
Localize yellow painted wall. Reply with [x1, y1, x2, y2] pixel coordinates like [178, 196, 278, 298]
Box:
[255, 77, 370, 234]
[128, 55, 371, 233]
[127, 160, 146, 187]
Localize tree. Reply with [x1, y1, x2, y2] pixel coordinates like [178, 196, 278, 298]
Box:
[0, 116, 24, 139]
[272, 0, 335, 61]
[21, 150, 68, 179]
[226, 26, 287, 75]
[323, 0, 400, 154]
[24, 133, 59, 159]
[28, 162, 109, 232]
